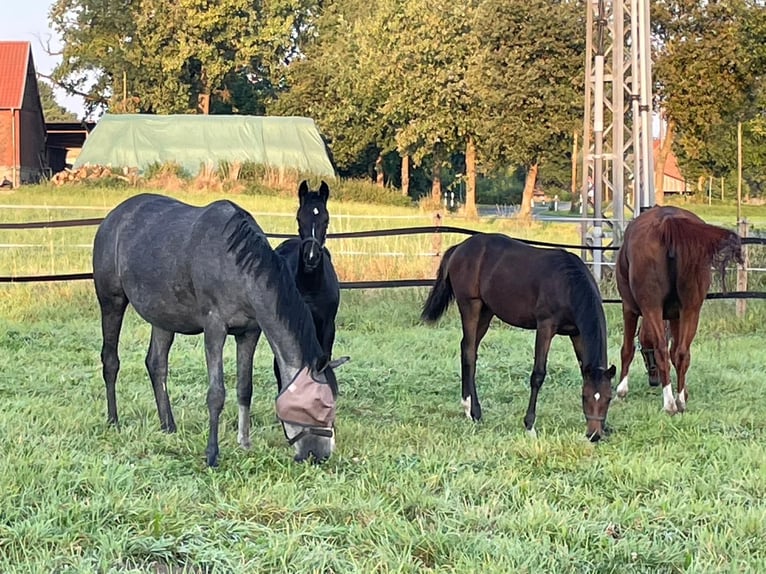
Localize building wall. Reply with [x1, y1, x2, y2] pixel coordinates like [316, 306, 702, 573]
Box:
[19, 107, 46, 183]
[0, 112, 16, 183]
[18, 70, 47, 183]
[663, 174, 688, 194]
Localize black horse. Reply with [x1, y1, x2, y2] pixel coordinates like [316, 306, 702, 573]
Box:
[421, 233, 616, 441]
[92, 193, 348, 466]
[273, 181, 340, 390]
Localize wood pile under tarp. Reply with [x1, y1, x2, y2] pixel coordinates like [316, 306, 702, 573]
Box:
[50, 165, 139, 185]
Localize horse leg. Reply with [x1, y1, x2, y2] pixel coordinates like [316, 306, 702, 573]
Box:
[145, 326, 177, 432]
[640, 312, 676, 415]
[98, 292, 128, 427]
[524, 323, 555, 437]
[235, 329, 260, 450]
[203, 323, 228, 467]
[457, 299, 493, 421]
[670, 309, 700, 413]
[617, 308, 639, 399]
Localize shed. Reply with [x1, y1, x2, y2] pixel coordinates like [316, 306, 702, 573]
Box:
[74, 114, 336, 179]
[0, 41, 48, 186]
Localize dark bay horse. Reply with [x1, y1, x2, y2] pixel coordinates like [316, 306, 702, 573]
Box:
[615, 205, 742, 414]
[274, 181, 340, 390]
[421, 233, 616, 441]
[92, 193, 348, 466]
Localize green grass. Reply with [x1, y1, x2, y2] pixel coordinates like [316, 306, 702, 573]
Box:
[0, 185, 764, 572]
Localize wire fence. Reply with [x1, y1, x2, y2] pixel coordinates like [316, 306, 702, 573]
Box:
[1, 214, 765, 303]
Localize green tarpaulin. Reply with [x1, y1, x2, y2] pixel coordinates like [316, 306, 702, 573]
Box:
[74, 114, 336, 178]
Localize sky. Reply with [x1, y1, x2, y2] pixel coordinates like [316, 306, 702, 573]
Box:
[1, 0, 87, 117]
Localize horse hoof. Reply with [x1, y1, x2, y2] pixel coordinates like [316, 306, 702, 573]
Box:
[526, 427, 537, 438]
[238, 438, 252, 450]
[675, 399, 686, 413]
[664, 406, 678, 416]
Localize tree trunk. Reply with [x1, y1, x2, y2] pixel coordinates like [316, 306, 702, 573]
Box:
[431, 156, 442, 204]
[463, 136, 478, 218]
[375, 154, 385, 187]
[401, 154, 410, 197]
[518, 163, 538, 219]
[654, 118, 675, 205]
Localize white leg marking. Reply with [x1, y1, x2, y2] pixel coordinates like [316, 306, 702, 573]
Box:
[527, 427, 537, 438]
[237, 405, 251, 449]
[616, 375, 629, 399]
[676, 386, 687, 412]
[662, 385, 678, 415]
[461, 396, 472, 419]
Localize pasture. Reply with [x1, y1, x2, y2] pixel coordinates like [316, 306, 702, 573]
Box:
[0, 186, 765, 573]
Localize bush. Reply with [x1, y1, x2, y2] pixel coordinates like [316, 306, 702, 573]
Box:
[144, 161, 191, 180]
[330, 179, 413, 207]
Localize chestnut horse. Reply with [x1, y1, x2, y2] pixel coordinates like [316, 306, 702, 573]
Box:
[421, 233, 616, 441]
[615, 206, 742, 414]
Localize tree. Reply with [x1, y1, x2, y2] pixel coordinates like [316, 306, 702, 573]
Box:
[38, 81, 78, 121]
[270, 0, 394, 175]
[468, 0, 585, 218]
[48, 0, 319, 115]
[653, 0, 766, 202]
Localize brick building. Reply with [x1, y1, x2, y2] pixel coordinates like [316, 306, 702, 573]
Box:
[0, 41, 48, 187]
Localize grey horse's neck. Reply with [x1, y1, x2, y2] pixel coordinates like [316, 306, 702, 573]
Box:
[245, 272, 321, 386]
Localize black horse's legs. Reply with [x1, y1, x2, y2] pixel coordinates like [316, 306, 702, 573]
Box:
[98, 292, 128, 427]
[203, 324, 227, 467]
[457, 300, 493, 421]
[617, 308, 639, 398]
[524, 323, 554, 436]
[235, 329, 260, 450]
[145, 326, 177, 432]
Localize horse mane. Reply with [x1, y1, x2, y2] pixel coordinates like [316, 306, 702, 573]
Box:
[659, 216, 741, 291]
[559, 251, 608, 367]
[224, 209, 320, 360]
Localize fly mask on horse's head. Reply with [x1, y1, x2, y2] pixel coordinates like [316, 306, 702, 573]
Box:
[276, 355, 349, 462]
[297, 180, 330, 271]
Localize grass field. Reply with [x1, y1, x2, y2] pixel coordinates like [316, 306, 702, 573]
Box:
[0, 185, 765, 573]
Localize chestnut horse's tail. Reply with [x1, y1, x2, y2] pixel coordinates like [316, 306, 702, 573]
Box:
[421, 244, 460, 323]
[658, 215, 741, 292]
[659, 216, 725, 270]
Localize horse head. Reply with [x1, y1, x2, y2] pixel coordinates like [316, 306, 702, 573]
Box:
[276, 355, 349, 463]
[714, 232, 744, 294]
[581, 364, 616, 441]
[297, 180, 330, 272]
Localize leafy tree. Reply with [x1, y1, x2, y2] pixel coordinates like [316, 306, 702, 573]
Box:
[653, 0, 766, 202]
[48, 0, 319, 115]
[38, 81, 78, 121]
[468, 0, 585, 218]
[271, 0, 393, 174]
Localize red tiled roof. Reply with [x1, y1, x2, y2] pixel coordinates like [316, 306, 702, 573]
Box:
[652, 139, 684, 182]
[0, 41, 32, 109]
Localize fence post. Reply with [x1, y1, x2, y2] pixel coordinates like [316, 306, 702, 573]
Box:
[432, 212, 443, 276]
[736, 219, 748, 318]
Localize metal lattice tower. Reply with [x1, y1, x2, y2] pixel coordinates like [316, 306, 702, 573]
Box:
[581, 0, 655, 280]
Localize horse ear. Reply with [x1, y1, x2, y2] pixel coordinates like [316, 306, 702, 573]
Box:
[298, 180, 310, 203]
[319, 181, 330, 203]
[315, 355, 350, 373]
[328, 356, 350, 369]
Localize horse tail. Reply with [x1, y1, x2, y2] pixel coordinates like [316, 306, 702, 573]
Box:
[421, 244, 459, 323]
[659, 216, 724, 270]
